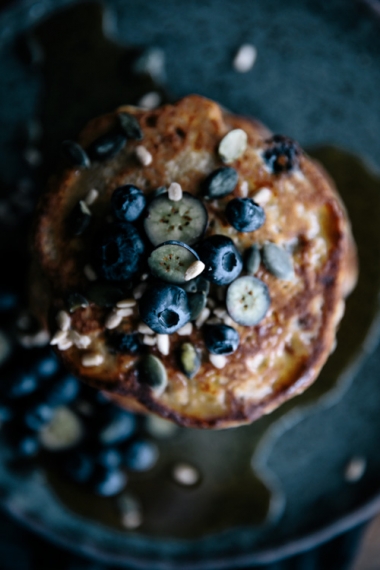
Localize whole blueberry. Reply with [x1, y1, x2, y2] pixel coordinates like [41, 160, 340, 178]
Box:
[65, 450, 94, 483]
[263, 135, 300, 174]
[106, 331, 141, 355]
[24, 403, 54, 431]
[44, 374, 80, 407]
[98, 408, 137, 446]
[92, 466, 127, 497]
[96, 447, 122, 469]
[15, 433, 40, 457]
[204, 324, 240, 355]
[197, 235, 242, 285]
[34, 351, 60, 378]
[123, 439, 159, 472]
[93, 223, 145, 282]
[112, 184, 146, 223]
[139, 284, 191, 334]
[225, 198, 265, 232]
[6, 368, 39, 399]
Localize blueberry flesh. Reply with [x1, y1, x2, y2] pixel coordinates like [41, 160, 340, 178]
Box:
[197, 235, 242, 285]
[92, 466, 127, 497]
[225, 198, 265, 232]
[94, 223, 145, 282]
[139, 284, 191, 334]
[87, 132, 126, 161]
[123, 439, 159, 472]
[203, 167, 238, 199]
[263, 135, 300, 174]
[106, 331, 141, 354]
[204, 324, 240, 355]
[111, 184, 146, 223]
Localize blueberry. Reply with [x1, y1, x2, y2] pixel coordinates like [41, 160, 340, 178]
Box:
[96, 447, 122, 469]
[93, 223, 145, 282]
[225, 198, 265, 232]
[87, 131, 127, 161]
[203, 167, 238, 199]
[44, 374, 80, 407]
[98, 408, 137, 446]
[204, 324, 240, 355]
[263, 135, 300, 174]
[6, 368, 39, 398]
[111, 184, 146, 223]
[0, 403, 13, 423]
[106, 331, 141, 355]
[118, 112, 143, 140]
[139, 283, 191, 334]
[24, 403, 54, 431]
[92, 466, 127, 497]
[65, 450, 94, 483]
[34, 352, 60, 378]
[61, 140, 90, 168]
[14, 433, 40, 457]
[197, 235, 242, 285]
[123, 439, 159, 472]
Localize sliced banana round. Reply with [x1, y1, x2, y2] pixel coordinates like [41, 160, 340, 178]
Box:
[226, 276, 270, 326]
[38, 407, 84, 451]
[144, 192, 208, 246]
[148, 241, 199, 284]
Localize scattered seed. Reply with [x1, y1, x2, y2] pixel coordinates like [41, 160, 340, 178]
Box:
[84, 188, 99, 206]
[195, 307, 211, 328]
[213, 307, 227, 319]
[57, 338, 73, 351]
[87, 131, 126, 162]
[138, 323, 155, 335]
[133, 283, 148, 299]
[143, 334, 157, 346]
[116, 299, 136, 309]
[240, 180, 249, 197]
[203, 167, 238, 199]
[61, 140, 90, 168]
[262, 242, 294, 280]
[157, 334, 170, 355]
[105, 311, 123, 330]
[253, 187, 272, 205]
[179, 342, 201, 378]
[345, 457, 366, 483]
[50, 329, 68, 346]
[84, 264, 97, 281]
[81, 353, 104, 367]
[56, 310, 71, 332]
[233, 43, 257, 73]
[172, 463, 200, 486]
[168, 182, 183, 201]
[177, 322, 193, 336]
[116, 307, 134, 318]
[79, 200, 91, 216]
[67, 330, 92, 349]
[184, 260, 205, 282]
[118, 112, 143, 140]
[218, 129, 247, 164]
[223, 315, 237, 327]
[19, 329, 50, 348]
[138, 354, 168, 395]
[135, 145, 152, 166]
[209, 353, 227, 369]
[245, 244, 261, 275]
[138, 91, 161, 109]
[133, 47, 166, 82]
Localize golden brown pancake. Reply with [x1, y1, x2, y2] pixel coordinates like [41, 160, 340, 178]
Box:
[32, 95, 357, 428]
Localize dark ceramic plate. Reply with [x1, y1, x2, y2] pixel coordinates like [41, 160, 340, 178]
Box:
[1, 0, 380, 568]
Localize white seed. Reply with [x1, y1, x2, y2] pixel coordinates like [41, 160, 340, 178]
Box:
[105, 311, 123, 330]
[168, 182, 183, 201]
[84, 264, 97, 281]
[116, 298, 136, 309]
[19, 329, 50, 348]
[84, 188, 99, 206]
[56, 310, 71, 332]
[116, 307, 134, 318]
[184, 260, 205, 281]
[206, 298, 217, 309]
[133, 282, 148, 299]
[206, 317, 222, 325]
[218, 129, 247, 164]
[345, 457, 366, 483]
[253, 187, 272, 205]
[240, 180, 249, 197]
[67, 330, 92, 349]
[177, 322, 193, 336]
[81, 353, 104, 367]
[209, 353, 227, 369]
[195, 307, 211, 328]
[157, 334, 170, 356]
[138, 323, 155, 335]
[143, 334, 156, 346]
[141, 272, 149, 281]
[213, 307, 227, 319]
[223, 315, 236, 327]
[233, 43, 257, 73]
[79, 200, 91, 216]
[135, 145, 152, 166]
[138, 91, 161, 109]
[50, 329, 68, 346]
[57, 338, 73, 351]
[172, 463, 200, 486]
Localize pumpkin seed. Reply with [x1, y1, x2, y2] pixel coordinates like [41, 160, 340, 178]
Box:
[88, 131, 126, 161]
[138, 354, 168, 396]
[262, 242, 294, 280]
[179, 343, 201, 378]
[203, 167, 238, 199]
[244, 244, 261, 275]
[188, 292, 207, 321]
[118, 112, 143, 140]
[61, 140, 90, 168]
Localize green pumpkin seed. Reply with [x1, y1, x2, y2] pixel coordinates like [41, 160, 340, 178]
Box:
[179, 343, 201, 379]
[188, 292, 207, 321]
[244, 244, 261, 275]
[118, 112, 143, 140]
[262, 242, 294, 280]
[138, 354, 168, 396]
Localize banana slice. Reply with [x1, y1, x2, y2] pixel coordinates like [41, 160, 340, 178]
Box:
[226, 276, 270, 326]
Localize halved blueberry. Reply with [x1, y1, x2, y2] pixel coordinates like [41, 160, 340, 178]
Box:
[139, 284, 191, 334]
[263, 135, 300, 174]
[203, 167, 238, 199]
[148, 241, 199, 284]
[87, 131, 126, 161]
[226, 276, 270, 326]
[204, 324, 240, 355]
[197, 235, 242, 285]
[123, 439, 159, 472]
[226, 198, 265, 232]
[93, 223, 145, 282]
[111, 184, 146, 223]
[144, 192, 208, 246]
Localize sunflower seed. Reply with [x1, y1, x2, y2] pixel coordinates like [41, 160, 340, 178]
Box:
[105, 311, 123, 330]
[57, 338, 73, 351]
[209, 353, 227, 369]
[184, 260, 205, 281]
[133, 283, 147, 299]
[177, 322, 193, 336]
[135, 145, 152, 166]
[84, 188, 99, 206]
[81, 353, 104, 367]
[116, 307, 134, 318]
[143, 334, 156, 346]
[157, 334, 170, 355]
[138, 323, 155, 335]
[56, 310, 71, 332]
[50, 329, 68, 346]
[67, 330, 92, 349]
[218, 129, 247, 164]
[116, 299, 136, 309]
[345, 457, 366, 483]
[168, 182, 182, 201]
[253, 187, 272, 205]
